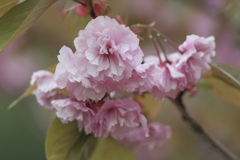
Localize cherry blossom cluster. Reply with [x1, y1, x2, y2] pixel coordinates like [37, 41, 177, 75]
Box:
[148, 34, 215, 98]
[30, 16, 215, 148]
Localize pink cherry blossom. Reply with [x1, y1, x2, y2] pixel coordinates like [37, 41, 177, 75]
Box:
[90, 99, 148, 140]
[177, 34, 215, 84]
[30, 70, 64, 108]
[144, 55, 185, 99]
[154, 62, 185, 98]
[74, 16, 144, 82]
[66, 80, 110, 101]
[54, 46, 107, 101]
[121, 122, 171, 151]
[54, 16, 144, 101]
[119, 63, 160, 93]
[51, 98, 96, 134]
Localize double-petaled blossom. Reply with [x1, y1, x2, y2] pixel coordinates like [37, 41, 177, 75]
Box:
[51, 98, 96, 134]
[54, 46, 110, 101]
[119, 63, 159, 93]
[31, 70, 65, 108]
[91, 99, 148, 140]
[177, 34, 215, 85]
[54, 16, 144, 101]
[153, 62, 185, 98]
[143, 54, 185, 99]
[73, 16, 143, 81]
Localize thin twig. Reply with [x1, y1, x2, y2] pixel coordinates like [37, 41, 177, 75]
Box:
[130, 24, 183, 54]
[155, 36, 169, 62]
[147, 29, 163, 65]
[151, 28, 183, 54]
[170, 91, 239, 160]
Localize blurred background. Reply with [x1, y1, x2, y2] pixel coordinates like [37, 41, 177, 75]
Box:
[0, 0, 240, 159]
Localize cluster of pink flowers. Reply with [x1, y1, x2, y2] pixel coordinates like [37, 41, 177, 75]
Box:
[148, 34, 215, 98]
[30, 16, 215, 148]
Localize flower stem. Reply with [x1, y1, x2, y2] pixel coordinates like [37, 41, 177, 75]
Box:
[170, 91, 239, 160]
[131, 24, 183, 54]
[147, 29, 163, 65]
[155, 36, 169, 62]
[151, 28, 183, 54]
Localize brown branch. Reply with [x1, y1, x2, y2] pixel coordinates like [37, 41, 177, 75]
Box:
[170, 91, 239, 160]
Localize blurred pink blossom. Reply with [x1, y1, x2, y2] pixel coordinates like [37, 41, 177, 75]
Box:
[0, 41, 41, 94]
[188, 12, 216, 36]
[91, 99, 148, 140]
[215, 27, 240, 69]
[122, 122, 171, 160]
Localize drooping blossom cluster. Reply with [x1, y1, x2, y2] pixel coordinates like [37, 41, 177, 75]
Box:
[30, 16, 215, 147]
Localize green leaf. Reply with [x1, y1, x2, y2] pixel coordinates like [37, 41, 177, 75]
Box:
[210, 63, 240, 91]
[46, 118, 94, 160]
[0, 0, 19, 17]
[201, 63, 240, 107]
[89, 138, 136, 160]
[201, 78, 240, 107]
[0, 0, 57, 51]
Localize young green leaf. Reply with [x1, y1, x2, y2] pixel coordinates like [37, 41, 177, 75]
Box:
[46, 118, 94, 160]
[204, 77, 240, 107]
[0, 0, 19, 17]
[201, 63, 240, 107]
[210, 63, 240, 91]
[0, 0, 57, 51]
[89, 138, 136, 160]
